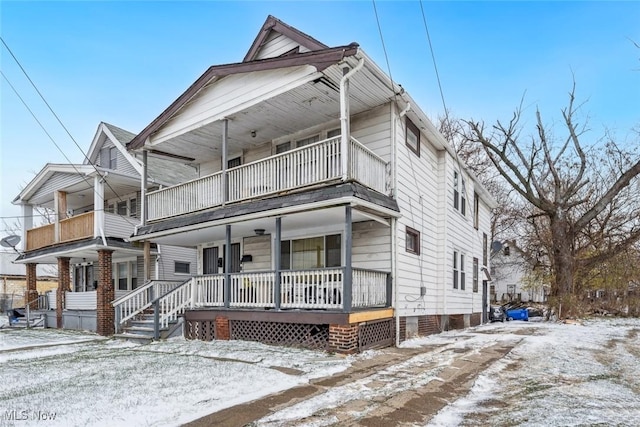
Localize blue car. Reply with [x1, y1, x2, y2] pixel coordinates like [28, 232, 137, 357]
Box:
[506, 308, 529, 321]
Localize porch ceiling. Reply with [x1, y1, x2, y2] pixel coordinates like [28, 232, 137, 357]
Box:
[15, 238, 154, 265]
[30, 173, 141, 211]
[146, 57, 394, 164]
[149, 205, 379, 247]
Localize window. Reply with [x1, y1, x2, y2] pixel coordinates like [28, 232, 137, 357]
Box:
[109, 147, 117, 169]
[406, 227, 420, 255]
[174, 261, 191, 275]
[296, 135, 320, 148]
[228, 157, 241, 168]
[473, 257, 479, 293]
[453, 171, 459, 210]
[406, 118, 420, 156]
[327, 128, 341, 138]
[453, 250, 459, 289]
[280, 234, 341, 270]
[473, 192, 479, 229]
[117, 201, 128, 216]
[461, 178, 467, 216]
[276, 142, 291, 154]
[460, 253, 466, 290]
[483, 233, 488, 266]
[113, 261, 138, 291]
[129, 198, 137, 218]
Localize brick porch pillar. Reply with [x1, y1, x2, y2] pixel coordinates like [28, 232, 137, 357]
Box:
[56, 257, 71, 328]
[215, 316, 230, 340]
[96, 250, 114, 336]
[328, 323, 360, 354]
[25, 263, 39, 309]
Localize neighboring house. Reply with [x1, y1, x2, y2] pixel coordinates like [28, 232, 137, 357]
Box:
[12, 122, 197, 334]
[490, 243, 547, 304]
[0, 252, 57, 310]
[118, 15, 496, 353]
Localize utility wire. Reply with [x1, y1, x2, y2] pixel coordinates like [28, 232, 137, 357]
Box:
[1, 37, 137, 227]
[372, 0, 399, 100]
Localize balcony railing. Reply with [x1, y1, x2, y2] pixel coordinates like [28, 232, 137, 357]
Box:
[147, 136, 389, 221]
[25, 211, 135, 252]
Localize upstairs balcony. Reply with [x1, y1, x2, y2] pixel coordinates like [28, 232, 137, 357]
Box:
[25, 211, 134, 252]
[147, 136, 389, 221]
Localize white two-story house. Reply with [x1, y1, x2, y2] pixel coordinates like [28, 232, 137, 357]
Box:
[12, 122, 197, 334]
[117, 15, 495, 352]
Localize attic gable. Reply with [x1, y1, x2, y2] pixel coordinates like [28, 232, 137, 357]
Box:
[244, 15, 328, 62]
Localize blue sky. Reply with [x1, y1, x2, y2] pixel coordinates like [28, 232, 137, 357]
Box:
[1, 1, 639, 233]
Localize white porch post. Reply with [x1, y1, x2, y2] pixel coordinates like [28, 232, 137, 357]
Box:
[343, 205, 353, 312]
[339, 66, 351, 182]
[222, 118, 229, 205]
[274, 217, 282, 310]
[141, 150, 148, 226]
[20, 203, 33, 251]
[93, 175, 104, 238]
[224, 224, 231, 308]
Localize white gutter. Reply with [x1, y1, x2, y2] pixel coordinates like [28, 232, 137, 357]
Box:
[340, 58, 365, 181]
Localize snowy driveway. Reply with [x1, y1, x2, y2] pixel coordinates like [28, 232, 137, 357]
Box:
[1, 318, 639, 426]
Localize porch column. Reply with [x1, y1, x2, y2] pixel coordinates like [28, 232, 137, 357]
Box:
[96, 249, 114, 336]
[340, 67, 351, 181]
[93, 175, 104, 238]
[222, 118, 229, 204]
[25, 263, 38, 310]
[56, 257, 71, 328]
[224, 225, 231, 308]
[344, 205, 353, 312]
[141, 149, 148, 226]
[54, 191, 68, 243]
[274, 217, 282, 310]
[144, 240, 152, 282]
[21, 203, 33, 252]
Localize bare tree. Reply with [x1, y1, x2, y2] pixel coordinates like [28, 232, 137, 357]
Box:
[466, 85, 640, 317]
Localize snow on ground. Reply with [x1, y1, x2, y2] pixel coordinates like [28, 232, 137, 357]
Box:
[427, 318, 640, 427]
[2, 319, 639, 427]
[0, 329, 354, 427]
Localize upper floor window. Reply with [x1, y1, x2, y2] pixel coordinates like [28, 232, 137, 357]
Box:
[406, 118, 420, 156]
[453, 250, 459, 289]
[453, 171, 466, 216]
[296, 134, 320, 148]
[453, 250, 466, 290]
[327, 128, 341, 139]
[473, 192, 480, 229]
[109, 147, 117, 169]
[228, 157, 242, 168]
[405, 227, 420, 255]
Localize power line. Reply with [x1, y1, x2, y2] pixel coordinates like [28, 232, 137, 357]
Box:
[419, 0, 450, 120]
[371, 0, 398, 99]
[0, 37, 137, 228]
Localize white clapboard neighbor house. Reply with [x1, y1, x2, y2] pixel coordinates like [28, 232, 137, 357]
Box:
[121, 15, 496, 352]
[12, 122, 197, 335]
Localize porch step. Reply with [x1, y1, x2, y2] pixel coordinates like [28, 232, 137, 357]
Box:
[114, 333, 153, 345]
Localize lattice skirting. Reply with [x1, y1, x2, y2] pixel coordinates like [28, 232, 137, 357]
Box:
[358, 319, 394, 351]
[185, 319, 216, 341]
[231, 320, 330, 351]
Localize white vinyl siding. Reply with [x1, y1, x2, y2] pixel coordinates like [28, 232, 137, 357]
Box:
[30, 173, 82, 202]
[242, 234, 271, 271]
[156, 245, 198, 281]
[254, 32, 310, 60]
[352, 221, 391, 271]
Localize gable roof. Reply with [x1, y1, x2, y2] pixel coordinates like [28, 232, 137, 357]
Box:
[85, 122, 138, 169]
[127, 43, 358, 150]
[243, 15, 329, 62]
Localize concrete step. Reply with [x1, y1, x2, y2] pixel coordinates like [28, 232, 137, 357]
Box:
[114, 333, 153, 345]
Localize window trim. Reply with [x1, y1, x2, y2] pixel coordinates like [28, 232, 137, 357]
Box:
[473, 192, 480, 229]
[405, 118, 420, 156]
[460, 253, 466, 290]
[453, 171, 459, 210]
[453, 250, 459, 289]
[405, 226, 420, 255]
[109, 147, 117, 169]
[473, 257, 479, 293]
[174, 261, 191, 275]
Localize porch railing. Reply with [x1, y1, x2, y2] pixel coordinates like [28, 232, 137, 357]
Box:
[153, 280, 195, 338]
[146, 136, 389, 221]
[59, 212, 94, 243]
[112, 280, 184, 333]
[26, 224, 55, 251]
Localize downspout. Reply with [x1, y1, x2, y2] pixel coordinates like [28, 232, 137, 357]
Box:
[340, 58, 365, 182]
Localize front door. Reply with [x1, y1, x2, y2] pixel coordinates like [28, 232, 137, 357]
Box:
[74, 264, 94, 292]
[203, 243, 241, 274]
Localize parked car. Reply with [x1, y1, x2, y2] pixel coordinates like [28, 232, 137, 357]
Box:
[489, 306, 506, 322]
[506, 308, 529, 321]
